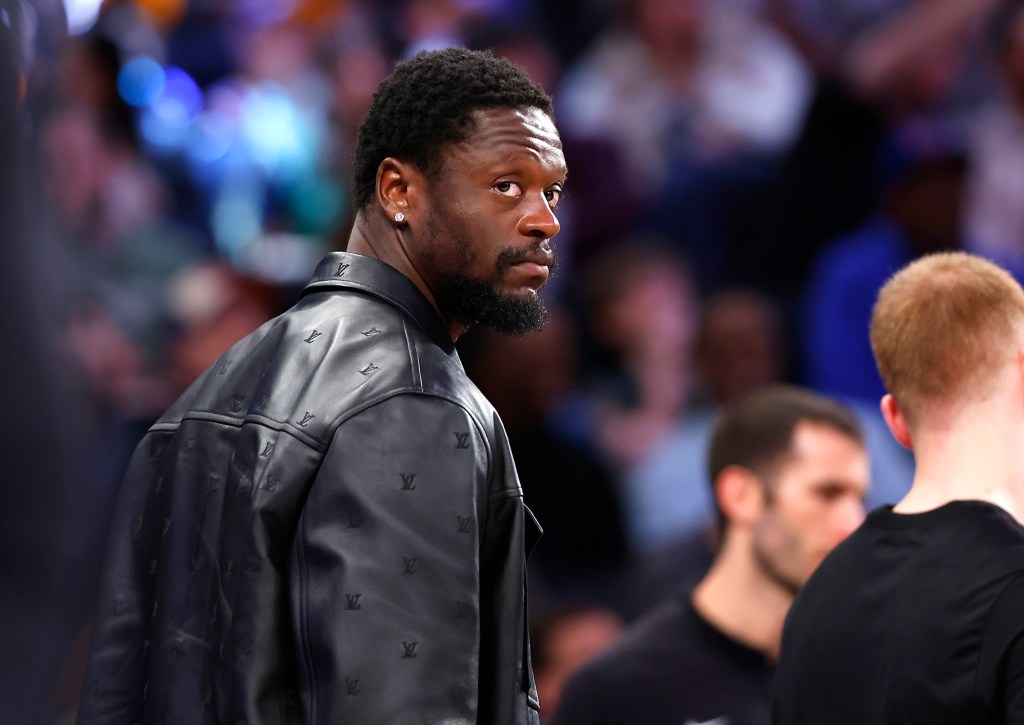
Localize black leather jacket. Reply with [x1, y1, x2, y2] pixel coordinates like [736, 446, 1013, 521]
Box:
[78, 252, 543, 724]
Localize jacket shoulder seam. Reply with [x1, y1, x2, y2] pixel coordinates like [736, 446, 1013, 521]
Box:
[329, 388, 496, 484]
[327, 387, 484, 431]
[150, 412, 328, 452]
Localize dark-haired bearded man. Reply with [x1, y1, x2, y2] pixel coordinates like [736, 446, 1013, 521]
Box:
[78, 48, 566, 725]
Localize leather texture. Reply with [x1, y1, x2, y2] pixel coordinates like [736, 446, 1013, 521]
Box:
[77, 252, 543, 725]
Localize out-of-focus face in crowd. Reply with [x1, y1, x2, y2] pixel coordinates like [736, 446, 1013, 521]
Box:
[751, 421, 869, 593]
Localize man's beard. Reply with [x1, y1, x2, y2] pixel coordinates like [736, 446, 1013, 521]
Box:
[752, 540, 802, 597]
[434, 243, 555, 335]
[751, 516, 804, 597]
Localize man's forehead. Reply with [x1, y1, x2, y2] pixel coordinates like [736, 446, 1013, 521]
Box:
[761, 422, 854, 472]
[460, 106, 563, 152]
[776, 422, 868, 485]
[790, 420, 863, 454]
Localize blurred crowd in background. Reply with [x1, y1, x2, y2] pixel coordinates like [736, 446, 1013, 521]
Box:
[4, 0, 1024, 721]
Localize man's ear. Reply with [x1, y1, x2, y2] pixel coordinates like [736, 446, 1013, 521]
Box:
[1017, 349, 1024, 405]
[880, 393, 913, 449]
[375, 157, 423, 221]
[715, 465, 766, 529]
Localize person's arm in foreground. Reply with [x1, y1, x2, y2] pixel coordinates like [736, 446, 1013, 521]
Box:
[290, 393, 487, 723]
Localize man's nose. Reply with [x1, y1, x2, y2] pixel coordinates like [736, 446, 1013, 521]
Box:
[519, 193, 560, 239]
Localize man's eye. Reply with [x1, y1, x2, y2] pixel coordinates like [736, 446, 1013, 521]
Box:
[817, 486, 845, 502]
[545, 188, 563, 207]
[495, 181, 521, 196]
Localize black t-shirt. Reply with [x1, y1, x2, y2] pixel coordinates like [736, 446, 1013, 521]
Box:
[774, 501, 1024, 724]
[552, 595, 774, 725]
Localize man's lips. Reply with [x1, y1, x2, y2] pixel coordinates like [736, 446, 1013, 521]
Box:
[511, 261, 551, 282]
[499, 244, 555, 289]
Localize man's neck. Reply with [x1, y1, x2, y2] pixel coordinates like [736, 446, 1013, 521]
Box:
[896, 410, 1024, 522]
[346, 214, 465, 342]
[691, 535, 793, 662]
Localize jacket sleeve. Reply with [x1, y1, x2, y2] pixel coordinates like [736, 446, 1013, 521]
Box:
[289, 392, 487, 725]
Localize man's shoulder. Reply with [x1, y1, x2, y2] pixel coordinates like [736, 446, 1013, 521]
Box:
[860, 500, 1024, 558]
[789, 501, 1024, 628]
[557, 598, 772, 725]
[553, 602, 687, 724]
[156, 287, 489, 446]
[571, 600, 705, 687]
[295, 288, 496, 408]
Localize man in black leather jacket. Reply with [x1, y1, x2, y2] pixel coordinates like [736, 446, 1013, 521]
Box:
[77, 47, 567, 725]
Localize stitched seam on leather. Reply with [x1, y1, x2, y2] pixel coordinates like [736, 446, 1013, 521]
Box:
[326, 388, 481, 430]
[296, 510, 318, 721]
[325, 391, 495, 483]
[400, 318, 422, 387]
[302, 280, 415, 318]
[488, 489, 524, 503]
[152, 413, 327, 451]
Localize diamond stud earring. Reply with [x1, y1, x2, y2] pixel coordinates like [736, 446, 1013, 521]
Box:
[395, 212, 406, 223]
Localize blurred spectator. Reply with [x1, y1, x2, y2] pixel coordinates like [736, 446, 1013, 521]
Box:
[558, 0, 811, 193]
[165, 260, 276, 396]
[326, 9, 390, 178]
[770, 0, 996, 126]
[745, 0, 1000, 300]
[37, 100, 165, 252]
[802, 132, 967, 404]
[530, 605, 625, 723]
[624, 289, 786, 552]
[566, 242, 699, 470]
[35, 100, 204, 425]
[533, 0, 617, 68]
[795, 131, 959, 521]
[964, 1, 1024, 275]
[623, 526, 717, 621]
[466, 309, 632, 610]
[552, 386, 868, 725]
[396, 0, 478, 56]
[694, 289, 787, 407]
[198, 14, 343, 276]
[557, 0, 811, 273]
[465, 20, 562, 96]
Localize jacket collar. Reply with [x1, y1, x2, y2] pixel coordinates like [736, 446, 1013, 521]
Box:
[301, 252, 455, 353]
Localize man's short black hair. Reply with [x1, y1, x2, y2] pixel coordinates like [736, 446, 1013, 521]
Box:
[707, 385, 864, 531]
[352, 47, 554, 211]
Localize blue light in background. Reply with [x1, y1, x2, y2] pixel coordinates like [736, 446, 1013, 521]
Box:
[117, 56, 166, 108]
[234, 0, 296, 27]
[140, 109, 185, 153]
[212, 188, 263, 258]
[187, 111, 234, 165]
[140, 65, 205, 154]
[240, 83, 311, 175]
[155, 66, 204, 124]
